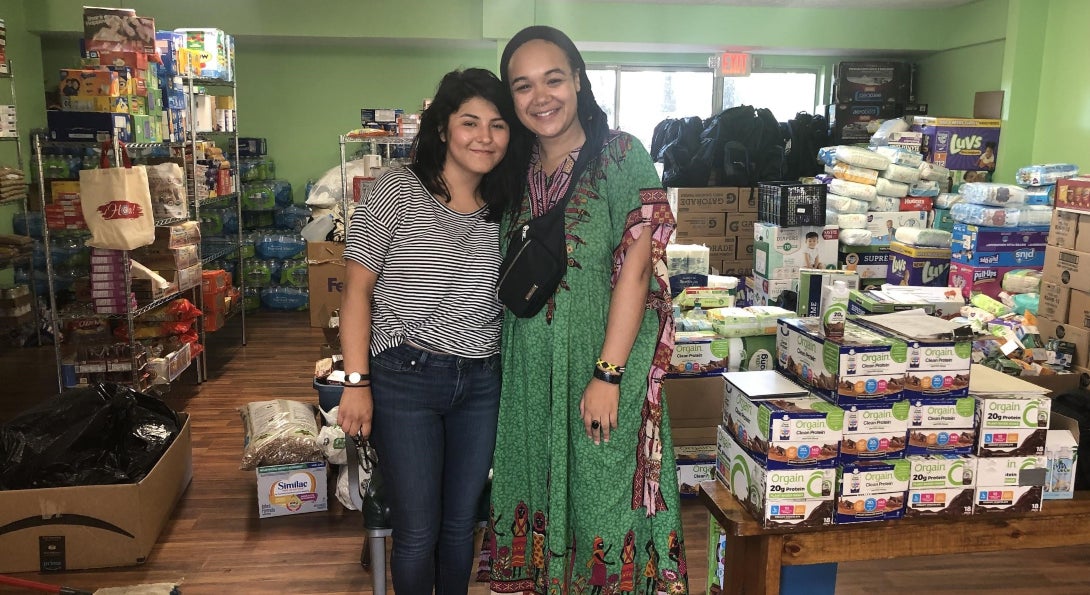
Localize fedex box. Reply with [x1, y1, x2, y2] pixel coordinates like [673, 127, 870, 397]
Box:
[306, 241, 345, 328]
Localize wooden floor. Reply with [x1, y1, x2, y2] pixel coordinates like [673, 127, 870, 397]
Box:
[0, 311, 1088, 594]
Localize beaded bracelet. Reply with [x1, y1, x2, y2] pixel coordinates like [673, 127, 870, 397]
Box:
[596, 359, 626, 374]
[593, 367, 623, 385]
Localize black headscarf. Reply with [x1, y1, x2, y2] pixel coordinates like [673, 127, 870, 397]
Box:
[499, 25, 609, 148]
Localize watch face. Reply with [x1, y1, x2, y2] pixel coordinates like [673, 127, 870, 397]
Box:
[347, 372, 362, 384]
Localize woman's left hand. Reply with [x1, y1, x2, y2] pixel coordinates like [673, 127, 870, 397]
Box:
[580, 379, 620, 445]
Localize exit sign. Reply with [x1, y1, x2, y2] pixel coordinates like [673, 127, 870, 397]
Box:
[719, 52, 751, 77]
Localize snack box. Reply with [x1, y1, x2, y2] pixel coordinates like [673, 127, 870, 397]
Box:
[669, 331, 730, 377]
[905, 454, 977, 517]
[776, 318, 908, 405]
[59, 68, 120, 97]
[975, 394, 1052, 458]
[835, 459, 910, 523]
[716, 426, 836, 529]
[722, 371, 839, 469]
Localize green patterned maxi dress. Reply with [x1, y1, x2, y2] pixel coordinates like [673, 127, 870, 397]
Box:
[489, 131, 689, 595]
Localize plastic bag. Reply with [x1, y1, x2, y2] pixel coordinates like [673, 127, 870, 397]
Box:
[239, 399, 322, 470]
[0, 383, 181, 490]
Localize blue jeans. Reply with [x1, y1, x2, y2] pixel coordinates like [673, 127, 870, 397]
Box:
[368, 343, 500, 595]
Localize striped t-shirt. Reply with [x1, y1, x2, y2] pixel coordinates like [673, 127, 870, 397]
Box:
[343, 167, 502, 358]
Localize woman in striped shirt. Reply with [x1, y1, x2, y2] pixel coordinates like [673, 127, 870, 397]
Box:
[337, 68, 525, 595]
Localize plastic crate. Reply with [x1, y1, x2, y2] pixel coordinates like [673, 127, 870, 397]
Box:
[758, 181, 827, 227]
[313, 378, 342, 414]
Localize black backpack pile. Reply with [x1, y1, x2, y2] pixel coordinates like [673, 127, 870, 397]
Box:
[651, 106, 828, 189]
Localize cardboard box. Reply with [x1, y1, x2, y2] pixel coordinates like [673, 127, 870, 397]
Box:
[865, 211, 929, 246]
[948, 262, 1024, 300]
[59, 68, 120, 97]
[683, 236, 736, 264]
[951, 223, 1050, 252]
[975, 394, 1052, 458]
[722, 371, 839, 468]
[667, 187, 737, 213]
[835, 459, 910, 523]
[46, 110, 131, 143]
[1076, 215, 1090, 254]
[853, 317, 972, 400]
[675, 212, 726, 238]
[751, 275, 795, 306]
[777, 318, 908, 405]
[796, 269, 860, 318]
[951, 246, 1045, 268]
[1042, 246, 1090, 293]
[670, 332, 730, 376]
[910, 117, 1001, 172]
[256, 461, 328, 518]
[715, 426, 836, 529]
[61, 95, 129, 113]
[932, 208, 955, 232]
[839, 245, 892, 287]
[734, 234, 755, 261]
[834, 61, 911, 104]
[306, 241, 346, 328]
[736, 187, 758, 213]
[828, 400, 910, 463]
[0, 414, 192, 573]
[1036, 317, 1090, 369]
[831, 103, 901, 143]
[676, 445, 717, 497]
[664, 375, 724, 446]
[887, 242, 951, 287]
[1044, 413, 1080, 500]
[848, 288, 935, 317]
[1055, 176, 1090, 214]
[975, 455, 1047, 487]
[725, 212, 758, 237]
[713, 260, 753, 279]
[753, 223, 839, 280]
[150, 221, 201, 249]
[906, 454, 976, 517]
[973, 484, 1044, 514]
[1067, 289, 1090, 328]
[1049, 209, 1080, 248]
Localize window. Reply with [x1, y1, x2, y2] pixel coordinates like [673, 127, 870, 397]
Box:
[721, 71, 818, 122]
[587, 67, 715, 152]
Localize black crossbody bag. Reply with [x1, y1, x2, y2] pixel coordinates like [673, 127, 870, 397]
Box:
[496, 135, 601, 318]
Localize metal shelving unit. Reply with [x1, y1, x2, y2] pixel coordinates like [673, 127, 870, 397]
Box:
[185, 74, 245, 381]
[337, 134, 413, 232]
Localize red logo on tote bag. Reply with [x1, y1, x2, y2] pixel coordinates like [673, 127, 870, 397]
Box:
[97, 201, 144, 219]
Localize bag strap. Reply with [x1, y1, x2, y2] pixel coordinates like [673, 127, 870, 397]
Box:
[99, 140, 133, 169]
[527, 123, 608, 229]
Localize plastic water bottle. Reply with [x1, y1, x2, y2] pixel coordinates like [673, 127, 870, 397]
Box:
[300, 213, 335, 242]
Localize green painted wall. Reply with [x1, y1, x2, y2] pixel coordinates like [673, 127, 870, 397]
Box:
[917, 40, 1005, 118]
[1032, 0, 1090, 168]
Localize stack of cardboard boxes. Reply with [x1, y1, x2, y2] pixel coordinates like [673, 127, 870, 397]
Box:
[1038, 199, 1090, 374]
[667, 186, 757, 278]
[829, 61, 915, 145]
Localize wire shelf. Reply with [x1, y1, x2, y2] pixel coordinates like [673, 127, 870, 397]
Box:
[155, 216, 188, 227]
[56, 290, 185, 321]
[189, 77, 236, 88]
[202, 242, 239, 264]
[196, 192, 239, 207]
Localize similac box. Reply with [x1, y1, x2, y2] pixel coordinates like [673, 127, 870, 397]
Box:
[715, 426, 836, 529]
[835, 459, 910, 523]
[906, 454, 976, 517]
[722, 371, 840, 469]
[975, 395, 1052, 457]
[256, 461, 328, 518]
[813, 400, 910, 462]
[776, 318, 908, 405]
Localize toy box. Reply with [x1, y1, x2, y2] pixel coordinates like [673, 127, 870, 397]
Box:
[910, 117, 1001, 172]
[948, 262, 1025, 300]
[833, 61, 912, 104]
[975, 394, 1052, 458]
[776, 318, 908, 405]
[865, 211, 928, 246]
[887, 242, 951, 287]
[951, 223, 1050, 252]
[753, 223, 838, 279]
[722, 371, 839, 469]
[906, 454, 976, 517]
[716, 426, 836, 529]
[59, 69, 120, 97]
[952, 246, 1045, 268]
[835, 459, 910, 523]
[839, 245, 892, 288]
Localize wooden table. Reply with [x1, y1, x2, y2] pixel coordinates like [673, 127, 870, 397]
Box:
[698, 480, 1090, 595]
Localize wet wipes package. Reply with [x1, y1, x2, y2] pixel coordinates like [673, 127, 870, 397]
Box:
[722, 371, 840, 469]
[975, 395, 1051, 457]
[776, 318, 908, 405]
[835, 459, 910, 523]
[716, 426, 836, 529]
[906, 454, 976, 517]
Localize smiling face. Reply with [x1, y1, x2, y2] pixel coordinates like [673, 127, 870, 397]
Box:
[505, 39, 584, 147]
[442, 96, 510, 181]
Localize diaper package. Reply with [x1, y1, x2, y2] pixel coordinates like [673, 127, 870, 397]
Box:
[868, 118, 911, 145]
[882, 162, 922, 185]
[874, 146, 924, 167]
[825, 209, 839, 226]
[839, 228, 873, 246]
[830, 162, 880, 185]
[949, 203, 1053, 228]
[935, 193, 962, 209]
[1024, 185, 1054, 206]
[871, 196, 901, 212]
[908, 180, 941, 197]
[959, 182, 1027, 206]
[837, 213, 868, 229]
[1002, 269, 1043, 294]
[819, 145, 891, 170]
[918, 162, 950, 182]
[875, 177, 909, 198]
[829, 178, 878, 203]
[1015, 163, 1079, 187]
[827, 193, 870, 214]
[894, 227, 952, 248]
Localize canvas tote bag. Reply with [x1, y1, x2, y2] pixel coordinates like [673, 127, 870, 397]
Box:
[79, 142, 156, 250]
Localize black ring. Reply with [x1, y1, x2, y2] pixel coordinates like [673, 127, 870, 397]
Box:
[591, 420, 601, 430]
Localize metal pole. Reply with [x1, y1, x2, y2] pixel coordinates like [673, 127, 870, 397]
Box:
[34, 135, 64, 393]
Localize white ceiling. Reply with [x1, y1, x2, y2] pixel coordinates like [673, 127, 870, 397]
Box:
[601, 0, 975, 8]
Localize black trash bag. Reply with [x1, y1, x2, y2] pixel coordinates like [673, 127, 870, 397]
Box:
[0, 383, 181, 490]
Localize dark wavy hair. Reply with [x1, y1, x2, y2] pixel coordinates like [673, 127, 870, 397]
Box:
[409, 68, 525, 222]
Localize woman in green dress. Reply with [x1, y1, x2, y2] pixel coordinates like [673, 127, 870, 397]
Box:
[489, 26, 688, 595]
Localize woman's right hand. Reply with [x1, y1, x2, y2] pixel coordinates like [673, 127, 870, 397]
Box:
[336, 386, 374, 439]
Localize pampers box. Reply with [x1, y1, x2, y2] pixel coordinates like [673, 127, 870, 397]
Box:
[910, 117, 1001, 172]
[753, 223, 839, 280]
[887, 242, 952, 287]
